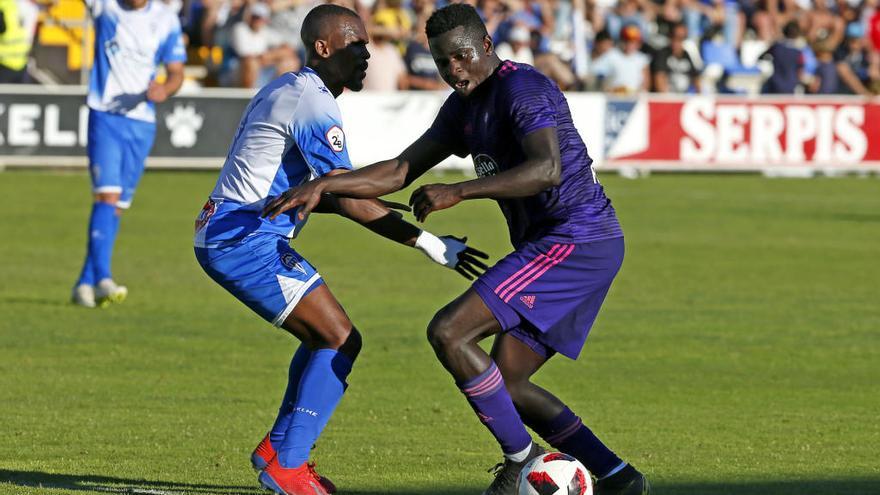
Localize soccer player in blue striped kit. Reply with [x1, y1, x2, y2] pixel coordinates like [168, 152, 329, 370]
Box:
[194, 5, 486, 494]
[72, 0, 186, 307]
[262, 4, 651, 495]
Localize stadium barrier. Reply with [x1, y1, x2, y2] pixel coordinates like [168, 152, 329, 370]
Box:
[2, 84, 878, 173]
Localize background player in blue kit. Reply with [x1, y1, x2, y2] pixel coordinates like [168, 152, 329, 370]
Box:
[263, 4, 651, 495]
[72, 0, 186, 308]
[194, 5, 487, 495]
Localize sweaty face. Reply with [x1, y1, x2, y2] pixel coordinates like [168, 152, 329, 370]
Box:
[429, 26, 494, 97]
[327, 17, 371, 92]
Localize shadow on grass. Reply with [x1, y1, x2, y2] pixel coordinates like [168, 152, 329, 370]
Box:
[2, 470, 879, 495]
[0, 470, 261, 495]
[0, 296, 69, 307]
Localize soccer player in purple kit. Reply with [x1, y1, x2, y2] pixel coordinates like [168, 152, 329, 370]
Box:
[262, 4, 651, 495]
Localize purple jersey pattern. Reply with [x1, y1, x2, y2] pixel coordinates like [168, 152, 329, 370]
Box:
[425, 61, 622, 248]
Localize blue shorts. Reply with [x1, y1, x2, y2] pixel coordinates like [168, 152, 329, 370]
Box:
[195, 233, 324, 326]
[473, 237, 624, 360]
[87, 110, 155, 209]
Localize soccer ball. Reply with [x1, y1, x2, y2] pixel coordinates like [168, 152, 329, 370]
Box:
[517, 452, 593, 495]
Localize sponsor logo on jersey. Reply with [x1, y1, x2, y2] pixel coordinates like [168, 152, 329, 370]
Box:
[520, 294, 536, 309]
[326, 125, 345, 152]
[473, 153, 499, 177]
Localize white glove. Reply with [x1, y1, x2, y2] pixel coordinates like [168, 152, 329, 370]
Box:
[415, 231, 466, 268]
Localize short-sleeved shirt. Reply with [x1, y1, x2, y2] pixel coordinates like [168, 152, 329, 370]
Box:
[760, 41, 804, 94]
[85, 0, 187, 122]
[425, 61, 622, 248]
[591, 48, 649, 93]
[404, 40, 441, 80]
[651, 47, 699, 93]
[194, 68, 353, 248]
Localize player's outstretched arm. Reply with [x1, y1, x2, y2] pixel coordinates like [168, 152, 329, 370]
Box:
[409, 127, 561, 222]
[325, 187, 489, 280]
[261, 135, 452, 221]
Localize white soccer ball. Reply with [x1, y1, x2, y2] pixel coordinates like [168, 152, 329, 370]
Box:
[517, 452, 593, 495]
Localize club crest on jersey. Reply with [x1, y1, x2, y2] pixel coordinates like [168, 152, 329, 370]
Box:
[194, 199, 216, 232]
[326, 126, 345, 153]
[280, 253, 308, 275]
[473, 154, 499, 178]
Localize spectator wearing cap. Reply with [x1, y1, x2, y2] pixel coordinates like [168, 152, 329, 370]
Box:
[590, 23, 650, 94]
[652, 23, 702, 93]
[231, 2, 298, 88]
[759, 20, 805, 93]
[496, 25, 535, 64]
[835, 22, 879, 95]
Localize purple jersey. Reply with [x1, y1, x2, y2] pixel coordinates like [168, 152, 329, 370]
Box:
[426, 61, 622, 247]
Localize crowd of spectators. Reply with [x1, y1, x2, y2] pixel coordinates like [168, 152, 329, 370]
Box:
[174, 0, 880, 95]
[4, 0, 880, 94]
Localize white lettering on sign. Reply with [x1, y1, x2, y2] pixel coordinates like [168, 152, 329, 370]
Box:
[679, 99, 867, 165]
[45, 104, 77, 147]
[8, 104, 41, 146]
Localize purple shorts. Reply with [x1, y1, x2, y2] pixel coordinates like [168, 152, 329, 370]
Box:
[473, 237, 624, 360]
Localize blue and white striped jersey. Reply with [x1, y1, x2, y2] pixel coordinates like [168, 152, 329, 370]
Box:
[85, 0, 186, 122]
[194, 68, 353, 248]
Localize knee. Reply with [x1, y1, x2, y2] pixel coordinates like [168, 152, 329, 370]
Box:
[94, 192, 120, 205]
[336, 327, 362, 362]
[426, 307, 463, 354]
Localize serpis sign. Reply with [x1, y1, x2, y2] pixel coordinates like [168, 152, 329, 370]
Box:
[605, 97, 880, 169]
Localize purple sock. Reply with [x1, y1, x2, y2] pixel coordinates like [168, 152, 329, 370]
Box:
[458, 362, 532, 455]
[531, 406, 622, 478]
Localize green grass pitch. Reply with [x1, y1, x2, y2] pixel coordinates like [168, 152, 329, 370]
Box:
[0, 170, 878, 494]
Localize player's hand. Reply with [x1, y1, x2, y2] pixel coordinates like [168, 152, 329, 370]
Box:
[409, 183, 463, 222]
[146, 80, 169, 103]
[446, 235, 490, 280]
[415, 232, 489, 280]
[262, 181, 324, 221]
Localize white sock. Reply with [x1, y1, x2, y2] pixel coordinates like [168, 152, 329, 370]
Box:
[505, 442, 533, 463]
[600, 461, 628, 479]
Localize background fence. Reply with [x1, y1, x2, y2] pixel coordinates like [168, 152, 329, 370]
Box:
[2, 85, 878, 173]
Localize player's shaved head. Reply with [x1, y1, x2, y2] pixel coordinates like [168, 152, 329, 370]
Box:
[300, 4, 370, 97]
[301, 4, 361, 51]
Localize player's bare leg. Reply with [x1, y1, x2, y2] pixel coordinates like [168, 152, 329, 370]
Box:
[427, 288, 544, 495]
[493, 333, 650, 494]
[259, 283, 357, 495]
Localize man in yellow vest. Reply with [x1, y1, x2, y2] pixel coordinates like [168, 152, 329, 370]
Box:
[0, 0, 32, 83]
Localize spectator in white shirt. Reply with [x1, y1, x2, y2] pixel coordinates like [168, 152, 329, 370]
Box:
[231, 2, 298, 88]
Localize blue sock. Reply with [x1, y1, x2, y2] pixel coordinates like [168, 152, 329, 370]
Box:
[532, 406, 622, 478]
[277, 349, 353, 468]
[88, 202, 119, 282]
[269, 344, 312, 449]
[76, 254, 96, 287]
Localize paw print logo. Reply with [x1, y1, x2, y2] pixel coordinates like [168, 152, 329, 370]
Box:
[165, 104, 204, 148]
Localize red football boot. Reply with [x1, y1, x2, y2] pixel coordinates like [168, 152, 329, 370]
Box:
[251, 433, 276, 471]
[259, 457, 336, 495]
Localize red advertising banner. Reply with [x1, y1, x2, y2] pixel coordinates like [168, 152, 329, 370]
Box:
[604, 97, 880, 170]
